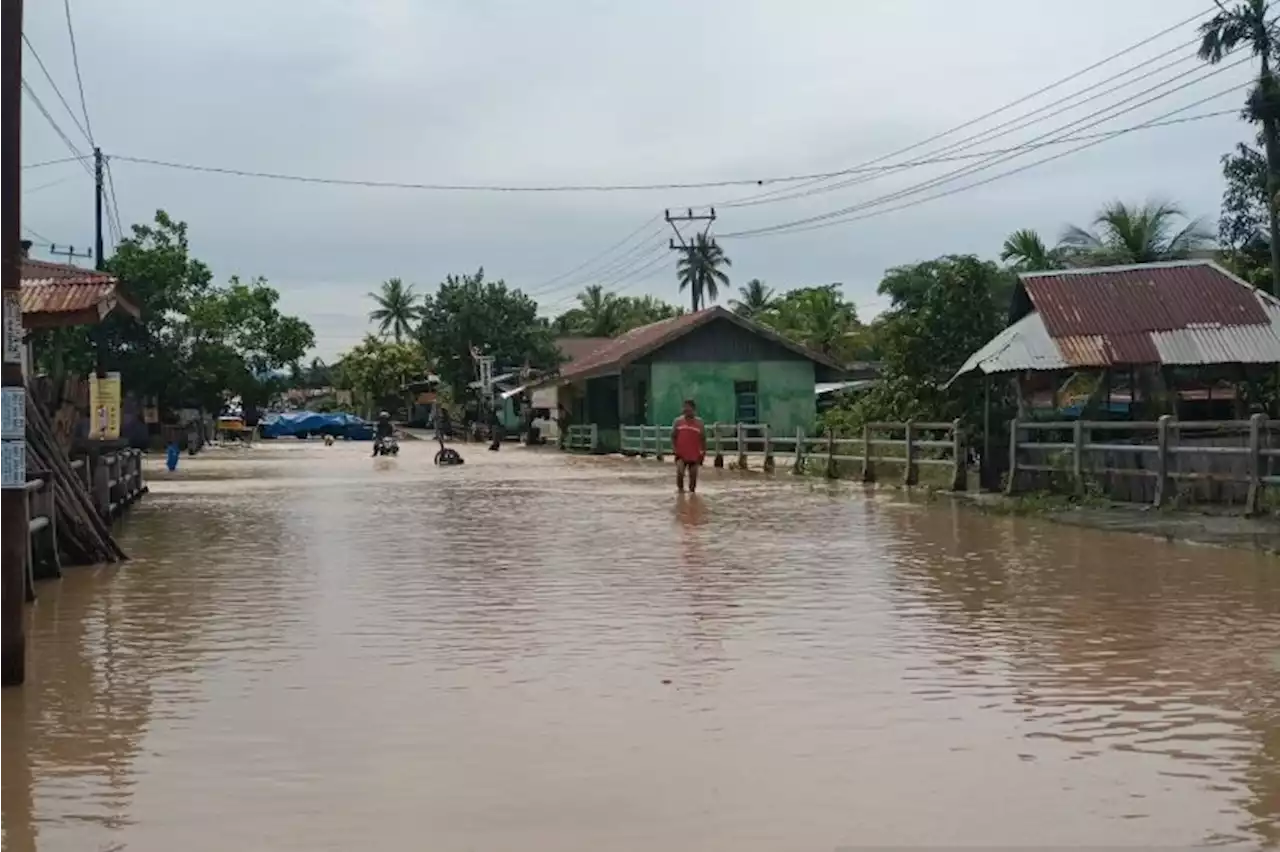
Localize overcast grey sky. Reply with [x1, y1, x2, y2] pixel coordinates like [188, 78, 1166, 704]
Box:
[20, 0, 1258, 359]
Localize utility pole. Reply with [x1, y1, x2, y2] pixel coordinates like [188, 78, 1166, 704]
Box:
[93, 148, 104, 270]
[2, 0, 28, 687]
[47, 244, 94, 263]
[665, 207, 717, 312]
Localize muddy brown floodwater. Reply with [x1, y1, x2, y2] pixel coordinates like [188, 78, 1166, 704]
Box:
[2, 440, 1278, 851]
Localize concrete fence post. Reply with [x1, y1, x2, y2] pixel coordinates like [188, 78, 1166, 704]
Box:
[762, 425, 775, 472]
[1072, 419, 1085, 495]
[793, 426, 805, 474]
[1154, 415, 1172, 508]
[589, 424, 598, 453]
[736, 423, 748, 470]
[861, 424, 875, 483]
[1006, 420, 1021, 495]
[711, 423, 723, 468]
[903, 420, 917, 487]
[950, 418, 966, 492]
[1246, 412, 1265, 516]
[655, 424, 665, 462]
[821, 428, 834, 479]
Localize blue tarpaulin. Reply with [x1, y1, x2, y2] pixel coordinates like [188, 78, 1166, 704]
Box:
[259, 411, 375, 440]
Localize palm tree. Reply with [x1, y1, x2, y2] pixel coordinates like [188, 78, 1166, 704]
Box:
[574, 284, 625, 337]
[1058, 201, 1213, 266]
[730, 278, 776, 318]
[368, 278, 420, 343]
[1000, 229, 1065, 272]
[676, 233, 731, 311]
[1199, 0, 1280, 293]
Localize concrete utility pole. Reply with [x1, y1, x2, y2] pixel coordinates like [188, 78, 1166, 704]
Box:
[665, 207, 717, 312]
[93, 148, 104, 270]
[2, 0, 28, 687]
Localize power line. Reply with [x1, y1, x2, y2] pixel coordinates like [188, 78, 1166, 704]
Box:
[20, 33, 91, 145]
[525, 214, 661, 292]
[525, 225, 669, 300]
[20, 78, 93, 178]
[721, 39, 1210, 210]
[22, 225, 53, 244]
[718, 60, 1251, 239]
[23, 173, 81, 195]
[22, 154, 90, 170]
[105, 159, 124, 244]
[720, 82, 1252, 241]
[710, 6, 1218, 208]
[62, 0, 96, 145]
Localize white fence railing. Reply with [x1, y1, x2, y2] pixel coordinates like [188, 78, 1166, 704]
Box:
[618, 420, 968, 488]
[563, 424, 599, 453]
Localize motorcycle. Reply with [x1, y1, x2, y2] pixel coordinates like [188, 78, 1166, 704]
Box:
[372, 435, 400, 457]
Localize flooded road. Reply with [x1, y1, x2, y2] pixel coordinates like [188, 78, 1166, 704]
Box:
[3, 439, 1278, 851]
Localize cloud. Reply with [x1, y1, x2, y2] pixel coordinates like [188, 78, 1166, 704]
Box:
[20, 0, 1256, 359]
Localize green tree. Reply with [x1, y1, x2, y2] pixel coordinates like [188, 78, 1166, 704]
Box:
[730, 278, 776, 318]
[757, 285, 864, 362]
[676, 233, 731, 311]
[1220, 136, 1273, 286]
[418, 268, 560, 393]
[999, 228, 1066, 272]
[1058, 200, 1213, 265]
[551, 290, 683, 337]
[335, 336, 428, 413]
[368, 277, 421, 342]
[1199, 0, 1280, 293]
[831, 256, 1010, 431]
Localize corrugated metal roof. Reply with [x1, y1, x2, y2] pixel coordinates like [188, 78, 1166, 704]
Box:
[1022, 260, 1268, 335]
[546, 306, 842, 385]
[953, 261, 1280, 380]
[554, 336, 612, 365]
[19, 258, 139, 322]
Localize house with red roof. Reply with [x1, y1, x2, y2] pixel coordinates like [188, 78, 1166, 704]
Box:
[531, 306, 844, 451]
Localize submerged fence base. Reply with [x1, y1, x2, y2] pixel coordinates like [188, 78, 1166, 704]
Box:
[616, 421, 968, 490]
[1008, 415, 1279, 513]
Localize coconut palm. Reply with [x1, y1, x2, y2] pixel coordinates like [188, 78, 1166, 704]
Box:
[367, 278, 421, 343]
[730, 278, 776, 318]
[676, 233, 731, 311]
[1058, 201, 1213, 266]
[1199, 0, 1280, 292]
[574, 285, 625, 337]
[999, 229, 1066, 272]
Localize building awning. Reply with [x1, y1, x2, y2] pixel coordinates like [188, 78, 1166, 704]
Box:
[21, 257, 140, 330]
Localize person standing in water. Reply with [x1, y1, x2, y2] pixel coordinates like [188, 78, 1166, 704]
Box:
[671, 398, 706, 493]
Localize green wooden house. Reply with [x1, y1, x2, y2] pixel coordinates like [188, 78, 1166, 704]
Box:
[536, 306, 844, 451]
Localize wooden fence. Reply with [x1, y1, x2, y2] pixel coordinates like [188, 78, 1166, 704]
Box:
[24, 448, 146, 590]
[1008, 414, 1280, 512]
[615, 420, 968, 489]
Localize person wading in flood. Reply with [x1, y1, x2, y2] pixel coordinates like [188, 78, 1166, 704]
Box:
[671, 398, 706, 493]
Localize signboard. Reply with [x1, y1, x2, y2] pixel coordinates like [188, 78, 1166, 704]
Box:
[0, 387, 25, 439]
[2, 290, 21, 364]
[88, 371, 122, 440]
[0, 439, 25, 489]
[415, 391, 437, 404]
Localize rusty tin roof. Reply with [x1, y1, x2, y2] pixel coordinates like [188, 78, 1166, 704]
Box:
[20, 258, 140, 327]
[952, 260, 1280, 380]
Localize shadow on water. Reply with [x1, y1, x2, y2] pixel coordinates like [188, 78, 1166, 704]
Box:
[1, 441, 1277, 851]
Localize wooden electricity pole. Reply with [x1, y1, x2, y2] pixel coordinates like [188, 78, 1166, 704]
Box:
[2, 0, 28, 687]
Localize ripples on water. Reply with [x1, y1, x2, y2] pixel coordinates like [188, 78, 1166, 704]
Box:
[2, 441, 1277, 851]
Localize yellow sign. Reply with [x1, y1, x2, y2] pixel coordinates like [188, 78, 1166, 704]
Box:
[88, 372, 122, 440]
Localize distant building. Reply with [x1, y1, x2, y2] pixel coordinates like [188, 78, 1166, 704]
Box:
[532, 307, 844, 451]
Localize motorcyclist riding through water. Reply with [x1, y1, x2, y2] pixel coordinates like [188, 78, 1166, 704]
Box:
[373, 411, 394, 456]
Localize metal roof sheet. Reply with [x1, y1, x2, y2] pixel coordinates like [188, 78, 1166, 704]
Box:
[19, 258, 138, 322]
[545, 307, 842, 385]
[954, 261, 1280, 379]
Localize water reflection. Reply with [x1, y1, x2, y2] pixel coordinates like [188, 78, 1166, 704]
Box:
[1, 443, 1276, 851]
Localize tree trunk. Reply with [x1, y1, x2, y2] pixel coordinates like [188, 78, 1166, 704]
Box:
[1259, 57, 1280, 295]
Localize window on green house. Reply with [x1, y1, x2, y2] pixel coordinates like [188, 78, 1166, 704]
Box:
[734, 380, 758, 423]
